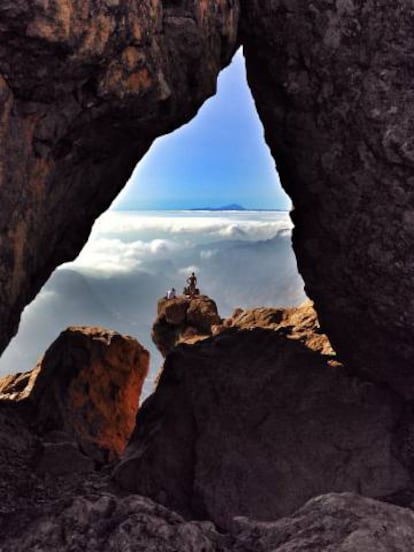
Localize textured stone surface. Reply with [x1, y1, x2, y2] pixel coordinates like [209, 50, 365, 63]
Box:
[115, 306, 412, 529]
[0, 326, 149, 461]
[240, 1, 414, 396]
[226, 300, 334, 356]
[234, 493, 414, 552]
[1, 493, 234, 552]
[35, 441, 95, 476]
[0, 0, 239, 356]
[4, 490, 414, 552]
[153, 295, 221, 357]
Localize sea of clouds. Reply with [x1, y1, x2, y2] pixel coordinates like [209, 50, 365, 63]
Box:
[0, 210, 306, 396]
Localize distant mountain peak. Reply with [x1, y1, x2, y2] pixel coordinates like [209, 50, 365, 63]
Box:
[192, 203, 246, 211]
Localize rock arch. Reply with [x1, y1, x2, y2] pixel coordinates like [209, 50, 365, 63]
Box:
[1, 0, 414, 396]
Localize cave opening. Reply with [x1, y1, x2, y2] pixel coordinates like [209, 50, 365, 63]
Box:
[0, 49, 305, 395]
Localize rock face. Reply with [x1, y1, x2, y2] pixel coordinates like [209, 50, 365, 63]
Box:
[1, 494, 233, 552]
[235, 493, 414, 552]
[3, 492, 414, 552]
[0, 326, 149, 461]
[2, 347, 414, 551]
[1, 1, 413, 398]
[0, 0, 239, 356]
[240, 2, 414, 396]
[115, 305, 413, 529]
[152, 295, 221, 357]
[226, 300, 334, 356]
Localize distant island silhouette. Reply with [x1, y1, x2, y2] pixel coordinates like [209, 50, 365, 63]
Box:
[190, 203, 246, 211]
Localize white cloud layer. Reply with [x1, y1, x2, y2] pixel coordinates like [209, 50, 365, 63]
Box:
[0, 210, 306, 398]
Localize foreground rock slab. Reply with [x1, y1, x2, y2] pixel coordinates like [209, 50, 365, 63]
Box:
[3, 490, 414, 551]
[0, 326, 149, 461]
[115, 306, 412, 528]
[1, 494, 233, 552]
[235, 493, 414, 552]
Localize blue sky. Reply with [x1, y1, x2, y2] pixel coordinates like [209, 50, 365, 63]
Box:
[113, 49, 290, 211]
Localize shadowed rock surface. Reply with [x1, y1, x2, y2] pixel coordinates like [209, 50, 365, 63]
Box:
[0, 493, 234, 552]
[0, 326, 149, 461]
[152, 295, 221, 357]
[0, 0, 239, 356]
[240, 1, 414, 396]
[115, 305, 413, 529]
[5, 491, 414, 552]
[1, 316, 414, 550]
[234, 493, 414, 552]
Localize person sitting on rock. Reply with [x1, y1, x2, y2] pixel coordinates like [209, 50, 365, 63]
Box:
[186, 272, 197, 297]
[166, 288, 176, 300]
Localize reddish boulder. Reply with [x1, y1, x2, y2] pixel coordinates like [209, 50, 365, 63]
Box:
[0, 326, 149, 461]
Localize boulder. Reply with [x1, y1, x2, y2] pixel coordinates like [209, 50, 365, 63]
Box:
[152, 295, 222, 357]
[235, 493, 414, 552]
[115, 305, 413, 529]
[0, 493, 233, 552]
[0, 326, 149, 462]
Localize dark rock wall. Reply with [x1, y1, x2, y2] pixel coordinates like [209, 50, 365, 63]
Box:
[0, 0, 239, 355]
[1, 0, 413, 396]
[240, 1, 414, 396]
[115, 324, 412, 528]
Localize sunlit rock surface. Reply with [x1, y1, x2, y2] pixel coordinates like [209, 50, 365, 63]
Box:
[0, 326, 149, 461]
[225, 300, 334, 356]
[0, 0, 239, 356]
[152, 295, 222, 357]
[115, 303, 413, 528]
[240, 1, 414, 396]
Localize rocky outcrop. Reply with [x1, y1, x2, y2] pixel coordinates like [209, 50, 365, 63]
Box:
[240, 2, 414, 396]
[235, 493, 414, 552]
[1, 493, 233, 552]
[225, 300, 334, 356]
[2, 360, 414, 551]
[115, 304, 413, 529]
[152, 295, 221, 357]
[0, 0, 239, 357]
[3, 491, 414, 552]
[0, 326, 149, 461]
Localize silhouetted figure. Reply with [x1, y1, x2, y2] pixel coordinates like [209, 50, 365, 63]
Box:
[186, 272, 198, 297]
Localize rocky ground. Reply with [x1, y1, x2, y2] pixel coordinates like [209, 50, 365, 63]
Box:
[2, 299, 414, 550]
